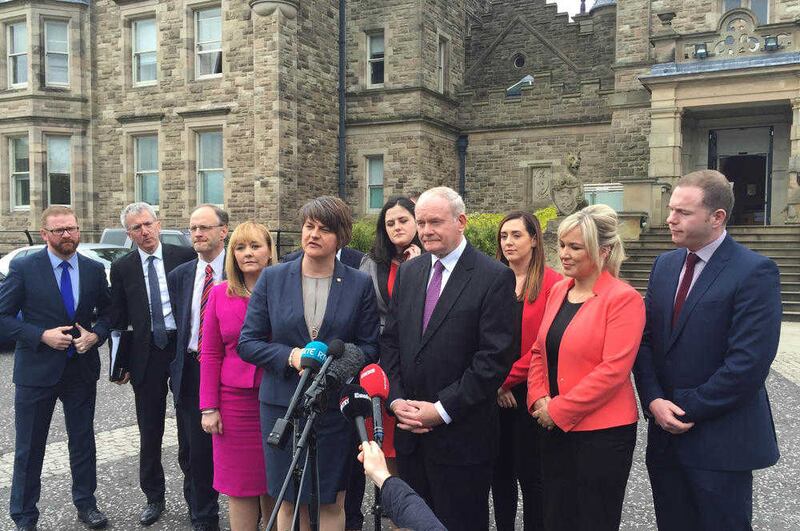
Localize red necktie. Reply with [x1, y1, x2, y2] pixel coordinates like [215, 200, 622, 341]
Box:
[197, 264, 214, 356]
[672, 253, 699, 327]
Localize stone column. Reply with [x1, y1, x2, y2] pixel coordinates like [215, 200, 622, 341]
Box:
[649, 106, 683, 183]
[785, 97, 800, 223]
[251, 4, 298, 232]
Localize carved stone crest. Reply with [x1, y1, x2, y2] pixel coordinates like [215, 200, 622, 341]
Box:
[550, 153, 586, 216]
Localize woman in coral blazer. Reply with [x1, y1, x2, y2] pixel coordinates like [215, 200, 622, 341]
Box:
[527, 205, 645, 531]
[199, 221, 277, 531]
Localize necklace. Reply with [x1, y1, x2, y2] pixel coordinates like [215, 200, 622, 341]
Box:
[304, 275, 330, 340]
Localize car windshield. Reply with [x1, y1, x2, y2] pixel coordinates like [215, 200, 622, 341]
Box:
[100, 229, 127, 246]
[81, 247, 130, 265]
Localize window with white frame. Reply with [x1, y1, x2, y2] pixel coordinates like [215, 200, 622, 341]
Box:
[7, 21, 28, 88]
[46, 136, 71, 205]
[195, 7, 222, 78]
[367, 31, 384, 87]
[44, 20, 69, 86]
[133, 18, 157, 85]
[367, 155, 384, 210]
[135, 135, 159, 206]
[197, 130, 223, 205]
[723, 0, 768, 24]
[437, 35, 449, 93]
[9, 136, 30, 209]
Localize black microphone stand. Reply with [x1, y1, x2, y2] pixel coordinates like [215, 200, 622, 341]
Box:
[266, 378, 330, 531]
[372, 432, 384, 531]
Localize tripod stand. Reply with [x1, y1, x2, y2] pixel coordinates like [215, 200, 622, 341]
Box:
[265, 385, 328, 531]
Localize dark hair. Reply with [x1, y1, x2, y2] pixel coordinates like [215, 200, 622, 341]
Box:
[192, 203, 229, 226]
[369, 196, 422, 266]
[495, 211, 546, 303]
[299, 196, 353, 249]
[677, 170, 735, 223]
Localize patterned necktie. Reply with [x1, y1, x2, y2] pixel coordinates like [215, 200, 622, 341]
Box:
[147, 256, 168, 349]
[197, 264, 214, 356]
[672, 252, 700, 327]
[422, 260, 444, 333]
[59, 261, 76, 358]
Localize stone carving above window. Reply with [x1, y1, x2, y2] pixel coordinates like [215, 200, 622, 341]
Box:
[681, 9, 793, 60]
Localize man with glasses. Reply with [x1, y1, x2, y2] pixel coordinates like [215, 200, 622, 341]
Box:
[0, 206, 111, 530]
[108, 202, 195, 526]
[168, 204, 229, 531]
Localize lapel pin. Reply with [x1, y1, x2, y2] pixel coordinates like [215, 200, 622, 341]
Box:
[336, 277, 342, 282]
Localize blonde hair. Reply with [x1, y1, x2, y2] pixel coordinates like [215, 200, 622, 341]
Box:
[225, 221, 277, 298]
[557, 204, 626, 277]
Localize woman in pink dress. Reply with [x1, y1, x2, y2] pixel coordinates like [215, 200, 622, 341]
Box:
[200, 221, 277, 530]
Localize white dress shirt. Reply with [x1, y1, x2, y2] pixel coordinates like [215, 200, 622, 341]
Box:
[138, 244, 177, 331]
[674, 230, 727, 303]
[188, 250, 225, 352]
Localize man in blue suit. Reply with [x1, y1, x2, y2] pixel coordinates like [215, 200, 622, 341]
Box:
[0, 206, 111, 530]
[168, 204, 228, 531]
[634, 170, 782, 531]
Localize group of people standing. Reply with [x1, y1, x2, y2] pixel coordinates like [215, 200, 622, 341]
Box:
[0, 168, 782, 531]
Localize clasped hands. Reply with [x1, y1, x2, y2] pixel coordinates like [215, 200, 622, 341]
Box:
[531, 396, 555, 430]
[649, 398, 694, 434]
[41, 323, 98, 354]
[391, 399, 442, 433]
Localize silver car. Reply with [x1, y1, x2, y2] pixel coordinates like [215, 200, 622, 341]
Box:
[0, 243, 131, 283]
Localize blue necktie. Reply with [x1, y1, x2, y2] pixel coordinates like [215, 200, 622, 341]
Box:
[147, 256, 168, 349]
[59, 261, 76, 358]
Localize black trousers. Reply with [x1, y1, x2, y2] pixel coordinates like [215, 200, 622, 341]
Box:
[10, 359, 97, 527]
[541, 423, 636, 531]
[648, 447, 753, 531]
[397, 445, 492, 531]
[491, 384, 545, 531]
[176, 351, 219, 526]
[133, 336, 175, 504]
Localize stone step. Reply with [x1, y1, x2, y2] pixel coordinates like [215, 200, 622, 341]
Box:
[623, 256, 800, 269]
[627, 242, 800, 253]
[638, 234, 800, 244]
[643, 226, 800, 236]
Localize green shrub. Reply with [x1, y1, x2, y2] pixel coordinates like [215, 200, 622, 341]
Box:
[349, 206, 559, 257]
[350, 215, 377, 254]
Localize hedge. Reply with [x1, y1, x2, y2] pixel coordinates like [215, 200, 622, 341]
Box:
[349, 205, 558, 257]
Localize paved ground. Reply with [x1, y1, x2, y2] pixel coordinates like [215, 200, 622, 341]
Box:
[0, 324, 798, 530]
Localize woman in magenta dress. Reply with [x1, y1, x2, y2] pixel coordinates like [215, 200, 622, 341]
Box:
[200, 221, 277, 530]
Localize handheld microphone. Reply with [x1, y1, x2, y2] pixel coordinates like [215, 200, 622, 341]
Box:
[267, 341, 328, 448]
[325, 342, 367, 390]
[359, 364, 389, 443]
[303, 339, 346, 406]
[339, 384, 373, 444]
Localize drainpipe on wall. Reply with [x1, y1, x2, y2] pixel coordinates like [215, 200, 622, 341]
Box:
[457, 135, 469, 198]
[338, 0, 347, 199]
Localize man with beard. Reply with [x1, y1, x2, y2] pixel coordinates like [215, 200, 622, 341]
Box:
[168, 204, 229, 531]
[0, 206, 111, 530]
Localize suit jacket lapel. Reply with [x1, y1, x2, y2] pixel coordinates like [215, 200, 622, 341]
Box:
[668, 237, 733, 350]
[409, 257, 432, 352]
[661, 251, 685, 351]
[376, 262, 391, 307]
[417, 245, 475, 353]
[74, 254, 92, 317]
[37, 250, 70, 321]
[129, 253, 151, 326]
[289, 256, 312, 343]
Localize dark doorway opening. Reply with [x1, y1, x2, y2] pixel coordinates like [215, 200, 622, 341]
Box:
[719, 155, 768, 225]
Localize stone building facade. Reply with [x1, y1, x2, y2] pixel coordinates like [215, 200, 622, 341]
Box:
[1, 0, 799, 243]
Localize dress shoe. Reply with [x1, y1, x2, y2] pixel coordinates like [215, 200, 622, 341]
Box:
[77, 508, 108, 529]
[139, 500, 165, 526]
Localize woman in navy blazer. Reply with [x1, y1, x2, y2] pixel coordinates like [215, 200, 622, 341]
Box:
[238, 196, 380, 530]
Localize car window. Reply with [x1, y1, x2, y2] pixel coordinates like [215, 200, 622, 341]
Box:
[162, 234, 184, 247]
[101, 229, 127, 246]
[89, 247, 130, 264]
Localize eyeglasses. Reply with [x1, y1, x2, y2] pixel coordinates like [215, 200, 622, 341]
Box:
[188, 223, 224, 233]
[44, 226, 79, 236]
[128, 220, 158, 233]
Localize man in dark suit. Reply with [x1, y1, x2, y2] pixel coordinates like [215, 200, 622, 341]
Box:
[109, 202, 196, 525]
[634, 170, 782, 531]
[0, 206, 111, 530]
[381, 186, 516, 530]
[281, 245, 364, 268]
[168, 204, 229, 531]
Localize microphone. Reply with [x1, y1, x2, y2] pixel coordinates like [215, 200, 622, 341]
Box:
[267, 341, 328, 448]
[359, 364, 389, 443]
[339, 384, 373, 444]
[303, 339, 346, 407]
[326, 342, 367, 390]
